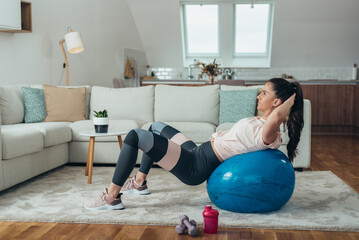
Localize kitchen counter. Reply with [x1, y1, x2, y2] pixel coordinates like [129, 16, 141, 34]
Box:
[141, 79, 207, 85]
[141, 79, 359, 85]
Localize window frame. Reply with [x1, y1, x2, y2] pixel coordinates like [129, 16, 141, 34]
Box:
[181, 3, 221, 58]
[180, 0, 275, 68]
[233, 2, 274, 58]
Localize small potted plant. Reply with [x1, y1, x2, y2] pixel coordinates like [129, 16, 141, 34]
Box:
[93, 109, 109, 133]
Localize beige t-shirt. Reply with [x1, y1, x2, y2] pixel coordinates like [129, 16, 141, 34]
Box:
[211, 116, 282, 161]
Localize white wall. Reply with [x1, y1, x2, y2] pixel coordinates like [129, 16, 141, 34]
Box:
[0, 0, 144, 87]
[128, 0, 359, 68]
[126, 0, 184, 68]
[271, 0, 359, 68]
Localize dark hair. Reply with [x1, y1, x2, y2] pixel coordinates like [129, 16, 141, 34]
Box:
[268, 78, 304, 162]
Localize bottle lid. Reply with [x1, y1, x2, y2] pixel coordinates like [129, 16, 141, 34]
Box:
[203, 205, 219, 217]
[354, 64, 357, 68]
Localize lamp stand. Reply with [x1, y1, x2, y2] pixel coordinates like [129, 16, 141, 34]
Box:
[59, 38, 70, 86]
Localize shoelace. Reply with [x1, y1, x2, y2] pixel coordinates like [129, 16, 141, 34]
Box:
[99, 192, 106, 200]
[123, 179, 133, 189]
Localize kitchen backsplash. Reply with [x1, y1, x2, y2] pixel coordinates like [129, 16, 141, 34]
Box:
[148, 67, 355, 81]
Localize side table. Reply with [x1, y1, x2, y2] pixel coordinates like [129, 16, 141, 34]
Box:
[80, 131, 127, 184]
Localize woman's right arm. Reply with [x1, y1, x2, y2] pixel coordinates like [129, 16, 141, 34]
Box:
[262, 94, 295, 145]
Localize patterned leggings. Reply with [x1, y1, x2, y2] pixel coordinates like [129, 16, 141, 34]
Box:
[112, 122, 221, 186]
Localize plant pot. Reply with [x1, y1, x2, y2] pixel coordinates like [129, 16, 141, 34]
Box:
[93, 117, 109, 133]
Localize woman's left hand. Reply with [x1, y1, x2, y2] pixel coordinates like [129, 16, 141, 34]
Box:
[262, 93, 296, 144]
[272, 93, 296, 121]
[283, 93, 296, 109]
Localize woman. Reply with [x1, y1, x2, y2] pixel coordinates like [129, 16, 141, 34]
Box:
[84, 78, 304, 210]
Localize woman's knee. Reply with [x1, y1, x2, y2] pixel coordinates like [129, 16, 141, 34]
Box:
[150, 121, 167, 135]
[123, 129, 140, 146]
[124, 128, 155, 153]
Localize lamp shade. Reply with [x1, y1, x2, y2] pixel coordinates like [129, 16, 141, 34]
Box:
[64, 31, 84, 54]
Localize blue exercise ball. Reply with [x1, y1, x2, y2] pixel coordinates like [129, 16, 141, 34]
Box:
[207, 149, 295, 213]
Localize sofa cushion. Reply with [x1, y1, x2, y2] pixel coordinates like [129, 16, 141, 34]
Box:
[43, 85, 86, 122]
[21, 122, 72, 147]
[22, 87, 47, 123]
[142, 122, 217, 144]
[70, 119, 144, 141]
[219, 89, 258, 124]
[30, 85, 92, 119]
[155, 85, 219, 125]
[90, 86, 154, 123]
[0, 85, 29, 125]
[1, 125, 44, 159]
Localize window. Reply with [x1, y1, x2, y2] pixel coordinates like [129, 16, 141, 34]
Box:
[181, 2, 274, 67]
[182, 4, 219, 57]
[234, 4, 272, 56]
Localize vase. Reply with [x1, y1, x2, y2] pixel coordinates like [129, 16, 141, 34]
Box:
[209, 75, 216, 84]
[93, 117, 109, 133]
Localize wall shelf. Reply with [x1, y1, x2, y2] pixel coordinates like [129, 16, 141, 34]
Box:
[0, 1, 32, 33]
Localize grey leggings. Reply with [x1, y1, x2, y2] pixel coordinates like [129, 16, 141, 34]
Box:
[112, 122, 221, 186]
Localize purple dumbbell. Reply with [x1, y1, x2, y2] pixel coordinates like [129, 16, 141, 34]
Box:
[175, 219, 197, 235]
[179, 215, 198, 236]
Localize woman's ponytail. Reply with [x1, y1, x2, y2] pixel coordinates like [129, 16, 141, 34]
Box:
[268, 78, 304, 162]
[286, 82, 304, 161]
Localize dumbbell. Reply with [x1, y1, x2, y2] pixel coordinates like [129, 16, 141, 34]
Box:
[176, 215, 199, 236]
[175, 219, 197, 235]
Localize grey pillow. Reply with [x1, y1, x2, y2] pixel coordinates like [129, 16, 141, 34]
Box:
[22, 87, 47, 123]
[219, 89, 258, 124]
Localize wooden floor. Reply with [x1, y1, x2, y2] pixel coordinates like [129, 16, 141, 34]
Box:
[0, 133, 359, 240]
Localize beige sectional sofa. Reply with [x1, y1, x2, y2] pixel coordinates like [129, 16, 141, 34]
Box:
[0, 84, 311, 192]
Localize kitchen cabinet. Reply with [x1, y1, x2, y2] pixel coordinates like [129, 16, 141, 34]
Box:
[301, 84, 356, 126]
[0, 0, 21, 31]
[0, 0, 32, 33]
[354, 84, 359, 128]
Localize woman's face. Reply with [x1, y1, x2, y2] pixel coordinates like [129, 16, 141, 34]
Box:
[257, 82, 281, 116]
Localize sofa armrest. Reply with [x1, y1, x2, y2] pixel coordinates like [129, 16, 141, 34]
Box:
[292, 99, 311, 168]
[0, 122, 4, 191]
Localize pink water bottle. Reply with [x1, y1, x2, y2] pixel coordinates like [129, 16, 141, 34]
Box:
[202, 205, 219, 234]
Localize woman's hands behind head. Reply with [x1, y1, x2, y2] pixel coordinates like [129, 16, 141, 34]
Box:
[283, 93, 296, 109]
[272, 93, 296, 122]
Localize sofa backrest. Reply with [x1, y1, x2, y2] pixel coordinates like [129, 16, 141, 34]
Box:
[90, 85, 154, 123]
[155, 84, 220, 125]
[0, 85, 29, 125]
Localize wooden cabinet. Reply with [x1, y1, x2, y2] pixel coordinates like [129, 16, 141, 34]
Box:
[0, 1, 32, 33]
[301, 85, 355, 126]
[354, 84, 359, 128]
[0, 0, 21, 31]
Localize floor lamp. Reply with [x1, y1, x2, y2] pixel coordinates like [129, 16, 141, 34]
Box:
[59, 27, 84, 86]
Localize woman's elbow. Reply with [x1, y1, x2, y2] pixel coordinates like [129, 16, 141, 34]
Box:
[262, 135, 277, 145]
[272, 110, 286, 122]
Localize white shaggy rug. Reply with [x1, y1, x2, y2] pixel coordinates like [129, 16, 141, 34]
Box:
[0, 166, 358, 232]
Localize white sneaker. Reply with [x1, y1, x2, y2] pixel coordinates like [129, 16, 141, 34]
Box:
[120, 176, 150, 195]
[83, 188, 124, 210]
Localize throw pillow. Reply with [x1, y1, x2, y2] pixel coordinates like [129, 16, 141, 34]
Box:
[22, 87, 47, 123]
[256, 88, 264, 117]
[43, 84, 86, 122]
[219, 89, 258, 124]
